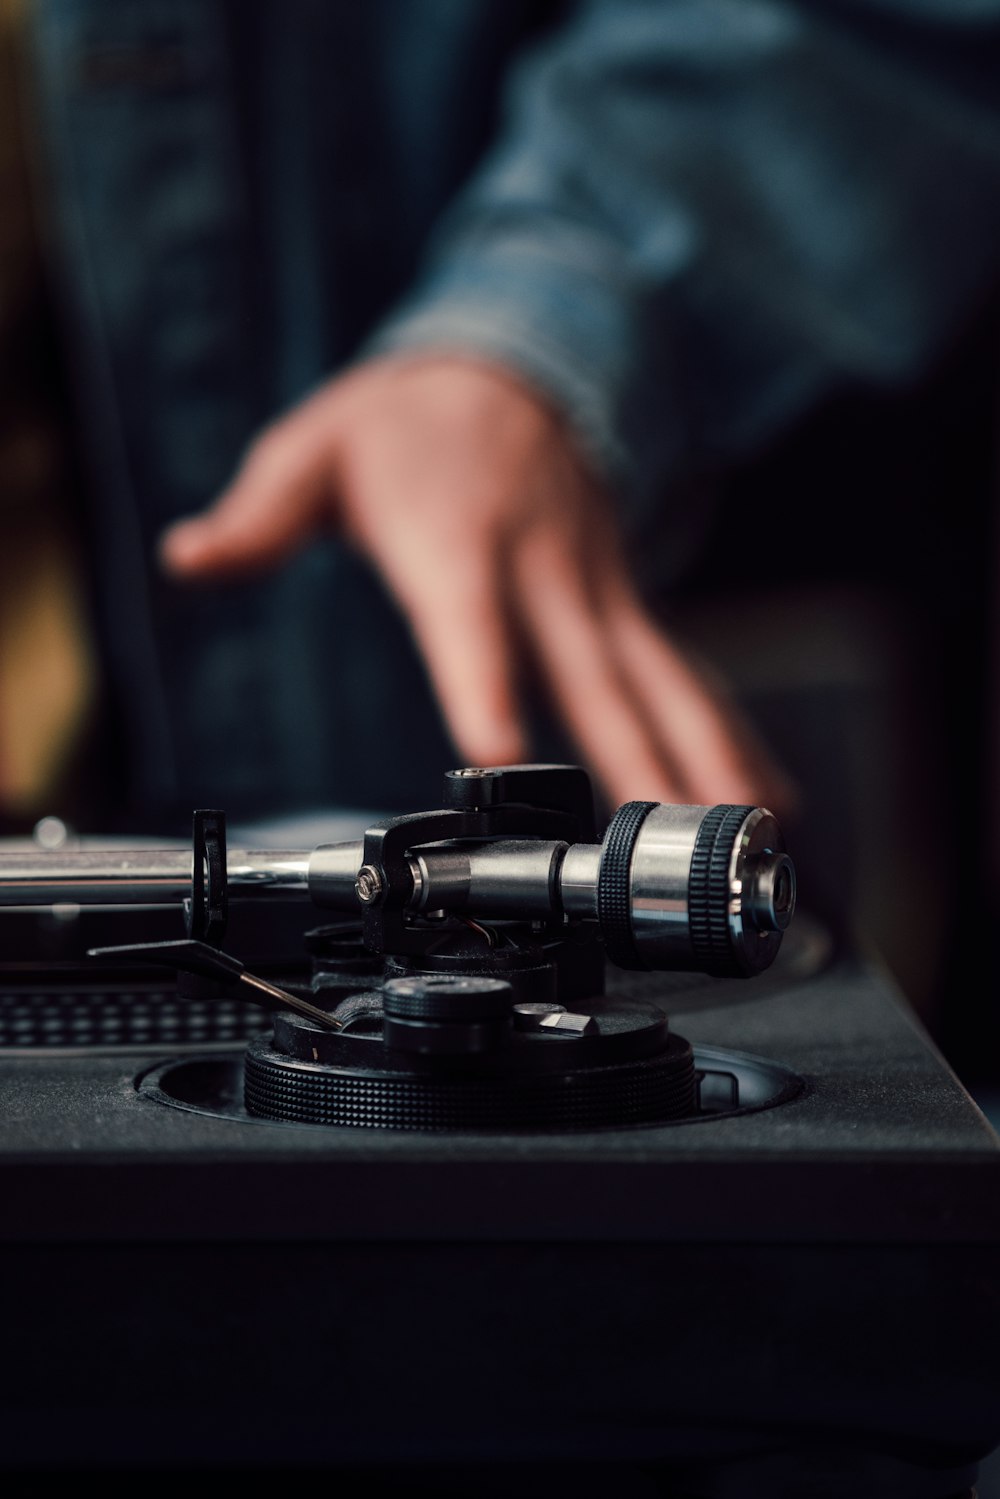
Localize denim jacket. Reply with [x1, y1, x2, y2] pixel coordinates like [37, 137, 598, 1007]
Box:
[24, 0, 1000, 824]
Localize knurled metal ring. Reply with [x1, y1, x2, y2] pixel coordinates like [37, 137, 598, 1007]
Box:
[596, 801, 657, 970]
[688, 804, 754, 975]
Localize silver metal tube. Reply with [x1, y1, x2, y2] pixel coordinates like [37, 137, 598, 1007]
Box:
[436, 839, 568, 919]
[559, 844, 602, 919]
[307, 841, 364, 906]
[0, 849, 309, 907]
[228, 852, 310, 892]
[310, 838, 574, 919]
[409, 846, 469, 912]
[627, 805, 708, 964]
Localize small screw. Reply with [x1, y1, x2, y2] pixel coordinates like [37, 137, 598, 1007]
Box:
[355, 864, 384, 904]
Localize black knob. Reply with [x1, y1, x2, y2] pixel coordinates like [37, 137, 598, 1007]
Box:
[382, 974, 513, 1055]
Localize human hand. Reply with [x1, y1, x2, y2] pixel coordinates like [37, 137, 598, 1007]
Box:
[159, 353, 795, 814]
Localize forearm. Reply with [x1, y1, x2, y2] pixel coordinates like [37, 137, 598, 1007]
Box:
[367, 0, 1000, 517]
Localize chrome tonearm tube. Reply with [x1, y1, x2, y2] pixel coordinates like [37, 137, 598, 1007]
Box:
[0, 766, 795, 977]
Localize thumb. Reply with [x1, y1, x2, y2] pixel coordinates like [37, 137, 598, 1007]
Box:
[158, 403, 341, 579]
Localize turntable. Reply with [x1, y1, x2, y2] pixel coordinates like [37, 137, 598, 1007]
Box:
[0, 764, 997, 1497]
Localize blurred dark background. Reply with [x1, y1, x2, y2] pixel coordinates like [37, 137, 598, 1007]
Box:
[1, 0, 998, 1101]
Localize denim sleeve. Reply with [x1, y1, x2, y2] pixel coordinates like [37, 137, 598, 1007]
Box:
[364, 0, 1000, 527]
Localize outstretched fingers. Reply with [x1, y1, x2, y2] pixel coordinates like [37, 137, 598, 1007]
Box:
[380, 535, 528, 770]
[604, 581, 799, 814]
[512, 525, 794, 814]
[513, 529, 690, 807]
[158, 399, 340, 578]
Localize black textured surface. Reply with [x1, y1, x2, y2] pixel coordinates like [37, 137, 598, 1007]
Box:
[243, 1032, 697, 1130]
[596, 800, 656, 968]
[689, 804, 755, 974]
[0, 981, 265, 1048]
[0, 941, 998, 1486]
[381, 974, 513, 1020]
[1, 945, 997, 1244]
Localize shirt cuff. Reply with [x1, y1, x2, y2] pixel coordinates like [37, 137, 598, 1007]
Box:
[359, 218, 667, 498]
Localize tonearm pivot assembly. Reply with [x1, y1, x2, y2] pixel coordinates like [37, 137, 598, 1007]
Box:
[0, 764, 796, 1131]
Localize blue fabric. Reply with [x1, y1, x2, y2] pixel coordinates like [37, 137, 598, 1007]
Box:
[24, 0, 1000, 824]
